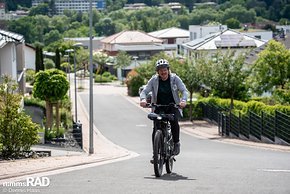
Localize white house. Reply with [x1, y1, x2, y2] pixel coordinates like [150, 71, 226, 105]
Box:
[189, 25, 228, 40]
[0, 29, 26, 94]
[149, 27, 190, 56]
[24, 44, 36, 70]
[180, 29, 267, 58]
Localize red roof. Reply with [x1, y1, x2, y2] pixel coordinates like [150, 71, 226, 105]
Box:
[0, 3, 5, 9]
[101, 30, 163, 44]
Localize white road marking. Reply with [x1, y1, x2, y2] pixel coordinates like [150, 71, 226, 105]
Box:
[136, 124, 147, 127]
[257, 169, 290, 173]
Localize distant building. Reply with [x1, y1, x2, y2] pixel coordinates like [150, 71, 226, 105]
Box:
[238, 29, 273, 41]
[189, 25, 228, 40]
[160, 2, 182, 12]
[32, 0, 106, 15]
[181, 29, 267, 59]
[101, 30, 164, 79]
[123, 3, 147, 10]
[0, 3, 28, 20]
[0, 3, 12, 20]
[149, 27, 190, 56]
[193, 2, 217, 9]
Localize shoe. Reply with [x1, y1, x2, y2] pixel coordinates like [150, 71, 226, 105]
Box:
[150, 156, 154, 164]
[173, 142, 180, 155]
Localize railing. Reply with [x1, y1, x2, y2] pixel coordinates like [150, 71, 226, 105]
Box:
[201, 103, 290, 145]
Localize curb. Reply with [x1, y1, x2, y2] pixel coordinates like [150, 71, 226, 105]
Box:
[0, 152, 134, 182]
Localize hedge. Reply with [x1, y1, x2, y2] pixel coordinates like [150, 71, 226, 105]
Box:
[193, 97, 290, 117]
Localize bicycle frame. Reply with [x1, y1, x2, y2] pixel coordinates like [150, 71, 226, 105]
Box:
[147, 103, 178, 177]
[153, 119, 173, 158]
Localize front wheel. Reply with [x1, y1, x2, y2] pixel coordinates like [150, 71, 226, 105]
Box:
[166, 139, 174, 173]
[165, 157, 173, 173]
[153, 130, 164, 177]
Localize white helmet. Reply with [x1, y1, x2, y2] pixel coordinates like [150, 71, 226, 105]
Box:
[155, 59, 169, 71]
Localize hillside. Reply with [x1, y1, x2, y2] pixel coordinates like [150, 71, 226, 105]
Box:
[3, 0, 290, 23]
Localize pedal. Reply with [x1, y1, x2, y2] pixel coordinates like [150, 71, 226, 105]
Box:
[172, 157, 176, 162]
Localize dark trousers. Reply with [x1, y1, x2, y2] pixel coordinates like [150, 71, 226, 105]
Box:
[152, 107, 180, 145]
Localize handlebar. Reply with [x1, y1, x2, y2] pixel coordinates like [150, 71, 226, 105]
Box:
[145, 103, 181, 109]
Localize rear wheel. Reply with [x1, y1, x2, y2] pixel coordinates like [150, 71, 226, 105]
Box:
[153, 130, 164, 177]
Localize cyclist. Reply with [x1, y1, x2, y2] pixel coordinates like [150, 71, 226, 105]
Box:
[140, 58, 188, 157]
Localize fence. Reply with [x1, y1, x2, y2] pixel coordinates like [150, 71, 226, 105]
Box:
[201, 103, 290, 145]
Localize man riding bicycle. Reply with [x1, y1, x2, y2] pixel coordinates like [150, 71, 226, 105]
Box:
[140, 58, 188, 157]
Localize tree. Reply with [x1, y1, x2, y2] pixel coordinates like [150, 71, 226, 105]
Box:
[95, 17, 117, 36]
[201, 50, 250, 109]
[29, 3, 50, 16]
[251, 40, 290, 95]
[172, 58, 205, 121]
[225, 18, 240, 29]
[33, 69, 69, 138]
[44, 29, 62, 46]
[93, 51, 108, 75]
[222, 5, 256, 23]
[115, 51, 132, 81]
[55, 48, 61, 70]
[35, 45, 44, 72]
[0, 75, 39, 158]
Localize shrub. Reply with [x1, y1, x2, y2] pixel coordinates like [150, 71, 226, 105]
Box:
[94, 75, 111, 83]
[25, 69, 36, 83]
[60, 109, 72, 129]
[102, 71, 111, 78]
[44, 58, 55, 69]
[24, 97, 46, 111]
[0, 76, 39, 159]
[126, 70, 144, 96]
[45, 126, 65, 140]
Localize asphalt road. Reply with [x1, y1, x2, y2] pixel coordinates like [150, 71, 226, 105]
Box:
[16, 87, 290, 194]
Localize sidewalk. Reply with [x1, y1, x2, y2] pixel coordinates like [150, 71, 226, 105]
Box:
[1, 82, 289, 182]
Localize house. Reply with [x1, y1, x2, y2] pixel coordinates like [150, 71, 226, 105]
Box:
[24, 44, 36, 70]
[124, 3, 147, 10]
[148, 27, 190, 56]
[180, 29, 267, 59]
[101, 30, 164, 79]
[0, 29, 26, 94]
[189, 25, 228, 40]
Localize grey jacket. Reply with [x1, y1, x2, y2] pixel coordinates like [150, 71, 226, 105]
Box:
[140, 73, 188, 116]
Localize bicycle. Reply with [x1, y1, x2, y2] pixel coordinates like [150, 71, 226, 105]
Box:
[146, 103, 180, 177]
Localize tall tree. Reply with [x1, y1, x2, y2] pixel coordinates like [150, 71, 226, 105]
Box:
[35, 46, 41, 72]
[251, 40, 290, 95]
[201, 50, 250, 109]
[172, 58, 205, 121]
[55, 48, 61, 70]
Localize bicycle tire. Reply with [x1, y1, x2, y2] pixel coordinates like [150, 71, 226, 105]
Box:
[165, 157, 173, 174]
[153, 130, 164, 177]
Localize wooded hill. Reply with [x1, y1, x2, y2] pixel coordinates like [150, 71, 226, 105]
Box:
[2, 0, 290, 22]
